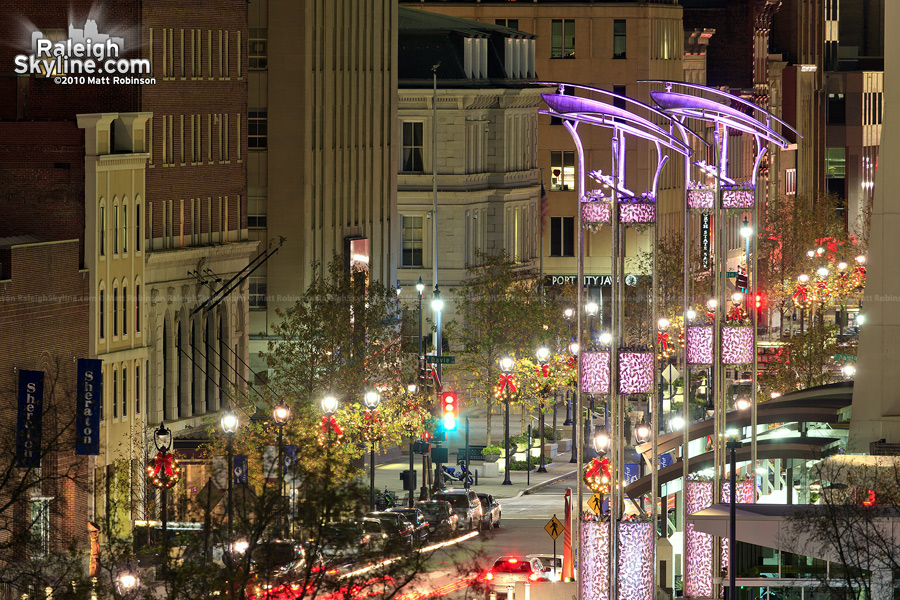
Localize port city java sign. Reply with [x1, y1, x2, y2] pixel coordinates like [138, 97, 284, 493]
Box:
[545, 274, 641, 287]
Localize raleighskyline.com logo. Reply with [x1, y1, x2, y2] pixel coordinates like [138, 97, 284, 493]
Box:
[13, 19, 153, 84]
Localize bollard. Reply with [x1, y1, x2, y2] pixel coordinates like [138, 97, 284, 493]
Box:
[524, 581, 531, 600]
[475, 469, 479, 486]
[489, 593, 497, 600]
[507, 583, 515, 599]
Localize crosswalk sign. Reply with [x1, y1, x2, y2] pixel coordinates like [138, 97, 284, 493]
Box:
[588, 493, 604, 514]
[544, 515, 563, 540]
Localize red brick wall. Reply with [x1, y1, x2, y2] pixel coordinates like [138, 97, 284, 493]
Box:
[0, 239, 91, 554]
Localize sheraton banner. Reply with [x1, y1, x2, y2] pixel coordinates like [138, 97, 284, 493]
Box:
[76, 359, 102, 455]
[16, 369, 45, 468]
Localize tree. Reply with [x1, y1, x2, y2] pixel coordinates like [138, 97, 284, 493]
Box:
[447, 251, 568, 444]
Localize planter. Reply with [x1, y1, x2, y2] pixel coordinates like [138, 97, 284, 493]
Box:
[483, 453, 501, 463]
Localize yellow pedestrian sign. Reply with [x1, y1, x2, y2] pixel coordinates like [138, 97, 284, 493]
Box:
[588, 493, 604, 515]
[544, 515, 563, 540]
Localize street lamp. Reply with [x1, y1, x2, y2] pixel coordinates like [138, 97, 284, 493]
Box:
[320, 395, 339, 519]
[416, 277, 425, 361]
[686, 308, 697, 322]
[731, 292, 744, 306]
[734, 396, 751, 412]
[586, 301, 599, 347]
[152, 421, 172, 581]
[707, 298, 718, 312]
[272, 403, 291, 538]
[568, 342, 579, 463]
[536, 346, 551, 473]
[220, 410, 239, 544]
[499, 356, 515, 486]
[592, 429, 610, 456]
[634, 419, 651, 445]
[740, 217, 752, 240]
[364, 390, 382, 510]
[396, 280, 402, 297]
[842, 364, 856, 379]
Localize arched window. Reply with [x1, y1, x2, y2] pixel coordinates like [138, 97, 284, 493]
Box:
[135, 201, 142, 253]
[163, 320, 170, 421]
[135, 362, 141, 415]
[99, 288, 105, 339]
[122, 365, 128, 417]
[218, 314, 225, 406]
[113, 368, 118, 419]
[99, 202, 106, 257]
[205, 316, 213, 412]
[135, 280, 141, 334]
[112, 283, 119, 337]
[176, 321, 182, 419]
[191, 321, 197, 412]
[122, 281, 128, 335]
[123, 201, 128, 253]
[113, 202, 119, 254]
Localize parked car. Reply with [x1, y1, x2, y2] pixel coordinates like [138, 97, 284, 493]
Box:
[366, 511, 415, 550]
[247, 540, 307, 599]
[321, 520, 385, 562]
[482, 556, 548, 598]
[386, 507, 430, 543]
[432, 489, 484, 532]
[415, 500, 459, 538]
[476, 493, 501, 529]
[525, 553, 563, 582]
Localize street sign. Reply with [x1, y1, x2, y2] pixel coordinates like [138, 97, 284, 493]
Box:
[588, 493, 604, 515]
[195, 479, 223, 510]
[544, 515, 563, 540]
[727, 271, 739, 277]
[662, 365, 680, 382]
[426, 355, 456, 365]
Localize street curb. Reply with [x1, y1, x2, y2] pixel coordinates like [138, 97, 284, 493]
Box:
[516, 470, 577, 497]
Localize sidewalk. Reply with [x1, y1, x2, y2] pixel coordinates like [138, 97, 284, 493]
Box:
[366, 446, 578, 502]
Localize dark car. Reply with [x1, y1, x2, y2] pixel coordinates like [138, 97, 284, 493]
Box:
[366, 511, 415, 550]
[248, 540, 306, 598]
[321, 520, 384, 563]
[415, 500, 459, 538]
[386, 507, 430, 543]
[477, 493, 502, 529]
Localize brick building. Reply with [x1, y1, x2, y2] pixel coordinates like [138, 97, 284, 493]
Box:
[0, 0, 254, 542]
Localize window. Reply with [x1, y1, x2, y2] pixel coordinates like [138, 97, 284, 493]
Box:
[495, 19, 519, 30]
[785, 169, 797, 195]
[249, 276, 267, 309]
[135, 364, 141, 415]
[135, 283, 141, 333]
[248, 197, 267, 228]
[249, 28, 267, 69]
[551, 19, 575, 59]
[827, 93, 845, 125]
[113, 204, 119, 253]
[826, 147, 846, 178]
[29, 498, 50, 558]
[122, 283, 128, 334]
[122, 366, 127, 417]
[113, 369, 118, 418]
[550, 216, 575, 257]
[613, 85, 626, 110]
[113, 285, 119, 337]
[99, 289, 105, 339]
[613, 20, 626, 59]
[99, 205, 105, 256]
[401, 216, 424, 267]
[248, 109, 267, 149]
[135, 203, 141, 251]
[401, 122, 424, 172]
[550, 151, 575, 191]
[122, 204, 128, 252]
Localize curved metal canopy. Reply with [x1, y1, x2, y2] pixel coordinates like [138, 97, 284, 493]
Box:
[541, 92, 694, 157]
[643, 81, 800, 148]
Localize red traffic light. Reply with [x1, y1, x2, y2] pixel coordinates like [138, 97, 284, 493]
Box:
[441, 391, 458, 431]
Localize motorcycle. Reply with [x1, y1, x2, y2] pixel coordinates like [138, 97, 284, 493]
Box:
[441, 464, 473, 486]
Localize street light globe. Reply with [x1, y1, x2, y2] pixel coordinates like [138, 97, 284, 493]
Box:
[734, 397, 751, 411]
[817, 267, 829, 278]
[634, 420, 651, 444]
[599, 332, 612, 346]
[807, 250, 816, 258]
[431, 286, 444, 312]
[395, 281, 402, 296]
[407, 383, 419, 394]
[856, 254, 867, 265]
[536, 347, 551, 364]
[731, 291, 744, 305]
[117, 572, 138, 592]
[857, 314, 866, 326]
[770, 391, 782, 399]
[564, 308, 574, 320]
[740, 220, 753, 238]
[273, 404, 291, 426]
[837, 262, 848, 271]
[415, 276, 425, 295]
[321, 395, 339, 416]
[842, 364, 856, 378]
[798, 273, 810, 284]
[499, 356, 515, 373]
[221, 411, 239, 435]
[364, 390, 381, 410]
[816, 247, 825, 256]
[586, 301, 599, 317]
[686, 308, 697, 322]
[670, 415, 685, 431]
[658, 317, 670, 331]
[568, 342, 580, 356]
[592, 430, 610, 455]
[707, 298, 718, 311]
[154, 421, 172, 453]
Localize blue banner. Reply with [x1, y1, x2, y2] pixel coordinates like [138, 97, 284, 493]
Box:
[623, 463, 640, 485]
[16, 370, 44, 468]
[76, 359, 102, 455]
[659, 452, 675, 469]
[283, 445, 297, 473]
[233, 454, 248, 485]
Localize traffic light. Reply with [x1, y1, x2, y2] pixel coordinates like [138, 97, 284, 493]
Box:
[441, 391, 458, 431]
[755, 293, 765, 321]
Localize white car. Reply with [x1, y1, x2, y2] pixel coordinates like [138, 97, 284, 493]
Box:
[482, 556, 548, 598]
[477, 493, 501, 529]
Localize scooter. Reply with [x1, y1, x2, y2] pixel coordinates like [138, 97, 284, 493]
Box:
[441, 464, 473, 486]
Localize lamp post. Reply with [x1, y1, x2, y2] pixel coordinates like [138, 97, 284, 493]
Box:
[407, 383, 419, 507]
[586, 301, 599, 348]
[364, 390, 382, 511]
[416, 277, 425, 360]
[798, 273, 810, 333]
[568, 342, 579, 464]
[536, 346, 551, 473]
[499, 356, 515, 485]
[273, 403, 291, 538]
[563, 308, 575, 427]
[220, 410, 239, 543]
[321, 395, 339, 520]
[152, 421, 172, 581]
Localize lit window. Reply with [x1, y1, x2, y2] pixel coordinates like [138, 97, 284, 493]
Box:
[249, 28, 267, 70]
[249, 276, 267, 309]
[785, 169, 797, 195]
[613, 20, 626, 59]
[402, 122, 424, 173]
[550, 216, 575, 257]
[551, 19, 575, 59]
[550, 151, 575, 191]
[29, 498, 50, 557]
[401, 216, 424, 267]
[248, 109, 267, 149]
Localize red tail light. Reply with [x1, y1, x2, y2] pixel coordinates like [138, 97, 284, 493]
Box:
[485, 572, 494, 581]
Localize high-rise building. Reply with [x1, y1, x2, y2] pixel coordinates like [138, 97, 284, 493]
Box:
[246, 0, 399, 381]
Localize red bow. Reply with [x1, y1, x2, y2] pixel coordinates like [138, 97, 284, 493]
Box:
[793, 285, 807, 303]
[321, 415, 344, 436]
[727, 304, 744, 323]
[566, 356, 577, 369]
[152, 451, 174, 478]
[657, 332, 669, 352]
[585, 457, 611, 480]
[536, 364, 550, 377]
[498, 373, 517, 394]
